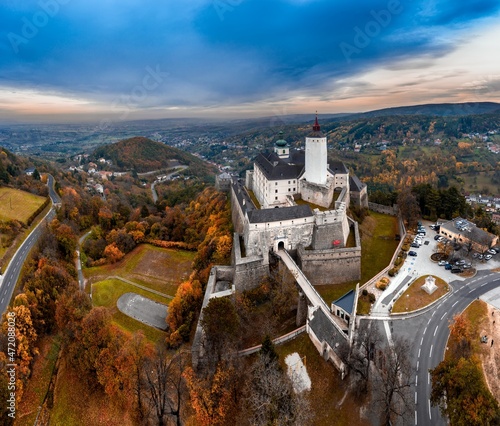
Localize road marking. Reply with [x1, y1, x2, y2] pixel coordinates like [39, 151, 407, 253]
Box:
[429, 345, 433, 358]
[440, 312, 447, 320]
[480, 282, 487, 287]
[415, 375, 418, 385]
[417, 361, 419, 371]
[434, 325, 439, 336]
[452, 300, 459, 307]
[1, 297, 3, 304]
[415, 391, 417, 404]
[418, 349, 421, 358]
[427, 317, 431, 325]
[431, 310, 435, 317]
[424, 326, 427, 334]
[429, 400, 432, 419]
[415, 410, 418, 425]
[420, 337, 424, 345]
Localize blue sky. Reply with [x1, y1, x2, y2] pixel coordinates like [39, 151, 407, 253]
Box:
[1, 0, 500, 122]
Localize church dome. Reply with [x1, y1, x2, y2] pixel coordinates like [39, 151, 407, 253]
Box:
[275, 131, 287, 147]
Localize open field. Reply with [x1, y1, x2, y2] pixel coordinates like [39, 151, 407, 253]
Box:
[275, 333, 370, 426]
[392, 275, 448, 313]
[85, 244, 195, 297]
[92, 278, 169, 341]
[0, 187, 47, 223]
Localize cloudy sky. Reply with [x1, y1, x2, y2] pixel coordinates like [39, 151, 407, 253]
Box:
[1, 0, 500, 122]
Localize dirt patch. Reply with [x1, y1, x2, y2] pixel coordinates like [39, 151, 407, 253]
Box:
[479, 304, 500, 402]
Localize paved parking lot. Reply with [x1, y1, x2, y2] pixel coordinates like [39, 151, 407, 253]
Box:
[372, 220, 500, 316]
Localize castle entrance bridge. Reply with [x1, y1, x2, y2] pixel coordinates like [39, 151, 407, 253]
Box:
[276, 249, 347, 337]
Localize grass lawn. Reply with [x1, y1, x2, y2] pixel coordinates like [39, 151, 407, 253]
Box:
[274, 333, 370, 426]
[0, 187, 47, 223]
[392, 275, 448, 313]
[92, 278, 169, 342]
[16, 336, 60, 426]
[360, 211, 399, 282]
[85, 244, 195, 297]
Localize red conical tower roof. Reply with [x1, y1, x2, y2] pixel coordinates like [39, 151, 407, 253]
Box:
[312, 112, 320, 132]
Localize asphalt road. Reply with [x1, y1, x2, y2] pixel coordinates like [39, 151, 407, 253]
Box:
[390, 270, 500, 426]
[0, 174, 60, 315]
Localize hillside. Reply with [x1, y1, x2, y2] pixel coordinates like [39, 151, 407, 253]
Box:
[350, 102, 500, 119]
[92, 136, 216, 176]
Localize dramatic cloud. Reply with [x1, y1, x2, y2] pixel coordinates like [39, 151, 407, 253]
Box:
[0, 0, 499, 121]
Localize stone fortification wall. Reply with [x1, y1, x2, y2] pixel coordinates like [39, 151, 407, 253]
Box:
[368, 202, 398, 216]
[299, 178, 335, 209]
[312, 206, 350, 250]
[232, 232, 269, 292]
[297, 245, 361, 285]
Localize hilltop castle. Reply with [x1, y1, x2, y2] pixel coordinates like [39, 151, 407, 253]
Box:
[229, 115, 368, 289]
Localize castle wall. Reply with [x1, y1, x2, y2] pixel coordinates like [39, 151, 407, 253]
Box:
[244, 217, 315, 256]
[297, 221, 361, 285]
[299, 178, 335, 209]
[312, 201, 350, 250]
[368, 202, 398, 216]
[233, 232, 269, 291]
[297, 246, 361, 285]
[350, 187, 369, 209]
[231, 185, 246, 234]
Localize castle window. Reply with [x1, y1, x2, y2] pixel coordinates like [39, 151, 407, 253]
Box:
[288, 188, 291, 192]
[293, 188, 295, 191]
[275, 182, 278, 185]
[293, 180, 295, 183]
[288, 181, 290, 184]
[275, 190, 278, 193]
[275, 197, 278, 200]
[282, 150, 285, 154]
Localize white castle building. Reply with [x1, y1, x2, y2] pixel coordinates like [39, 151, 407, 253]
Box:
[230, 116, 368, 287]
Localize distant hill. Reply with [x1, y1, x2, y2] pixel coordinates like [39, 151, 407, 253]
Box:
[0, 147, 31, 184]
[350, 102, 500, 119]
[92, 137, 216, 176]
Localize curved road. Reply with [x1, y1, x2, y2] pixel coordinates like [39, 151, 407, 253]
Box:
[406, 271, 500, 425]
[0, 174, 60, 315]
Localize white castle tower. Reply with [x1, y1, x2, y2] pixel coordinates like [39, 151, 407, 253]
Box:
[304, 114, 327, 185]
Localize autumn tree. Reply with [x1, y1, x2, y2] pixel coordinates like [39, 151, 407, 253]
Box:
[431, 313, 500, 424]
[184, 363, 239, 426]
[397, 187, 421, 228]
[200, 297, 241, 372]
[166, 279, 202, 347]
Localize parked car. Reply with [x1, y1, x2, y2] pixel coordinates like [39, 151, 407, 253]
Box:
[455, 260, 466, 265]
[417, 232, 425, 237]
[472, 253, 479, 258]
[487, 249, 496, 255]
[493, 247, 500, 253]
[478, 254, 484, 260]
[408, 251, 417, 256]
[438, 260, 446, 266]
[485, 254, 492, 260]
[411, 243, 420, 248]
[434, 235, 440, 241]
[445, 263, 452, 270]
[463, 263, 472, 269]
[451, 267, 463, 273]
[438, 237, 445, 242]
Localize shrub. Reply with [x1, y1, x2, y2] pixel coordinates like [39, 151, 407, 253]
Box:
[368, 293, 376, 303]
[388, 268, 397, 277]
[362, 289, 368, 296]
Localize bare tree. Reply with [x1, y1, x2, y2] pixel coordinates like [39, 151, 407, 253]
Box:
[143, 345, 189, 426]
[373, 336, 415, 426]
[338, 320, 383, 396]
[242, 352, 312, 426]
